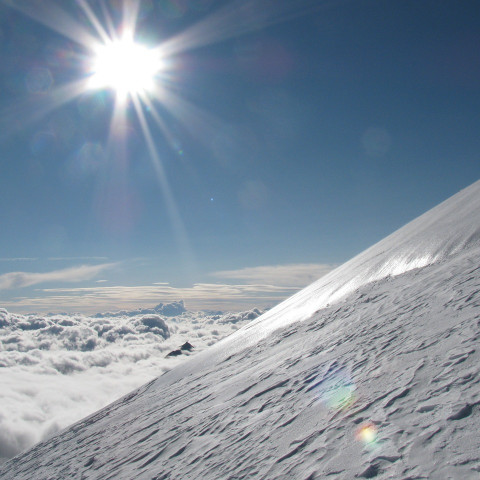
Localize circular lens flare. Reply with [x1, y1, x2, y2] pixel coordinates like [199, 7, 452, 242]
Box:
[356, 423, 378, 445]
[88, 37, 162, 98]
[316, 367, 356, 411]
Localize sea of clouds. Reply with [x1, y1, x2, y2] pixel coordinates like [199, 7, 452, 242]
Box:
[0, 302, 263, 462]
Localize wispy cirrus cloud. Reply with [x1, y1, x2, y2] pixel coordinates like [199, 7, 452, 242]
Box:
[2, 263, 335, 314]
[3, 282, 295, 313]
[0, 263, 116, 290]
[48, 256, 110, 261]
[0, 257, 38, 262]
[212, 263, 335, 287]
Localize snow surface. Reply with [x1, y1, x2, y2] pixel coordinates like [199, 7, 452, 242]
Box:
[239, 178, 480, 344]
[1, 180, 480, 479]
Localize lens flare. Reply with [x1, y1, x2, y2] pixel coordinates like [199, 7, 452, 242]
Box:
[324, 380, 356, 410]
[26, 67, 54, 94]
[356, 423, 378, 446]
[316, 367, 356, 411]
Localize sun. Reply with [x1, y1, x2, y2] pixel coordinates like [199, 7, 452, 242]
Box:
[88, 37, 163, 99]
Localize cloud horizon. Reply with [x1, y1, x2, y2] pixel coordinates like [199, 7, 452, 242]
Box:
[0, 263, 333, 314]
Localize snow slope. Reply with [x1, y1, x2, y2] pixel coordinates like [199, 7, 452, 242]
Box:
[2, 180, 480, 479]
[239, 178, 480, 343]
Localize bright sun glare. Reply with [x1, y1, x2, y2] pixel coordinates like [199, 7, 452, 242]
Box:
[5, 0, 308, 263]
[88, 37, 162, 98]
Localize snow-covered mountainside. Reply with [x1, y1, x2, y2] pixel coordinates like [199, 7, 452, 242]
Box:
[2, 180, 480, 479]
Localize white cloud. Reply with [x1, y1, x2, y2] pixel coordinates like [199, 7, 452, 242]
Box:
[3, 282, 297, 313]
[48, 257, 110, 261]
[212, 263, 335, 287]
[1, 263, 334, 313]
[0, 263, 116, 290]
[0, 258, 38, 262]
[0, 305, 263, 462]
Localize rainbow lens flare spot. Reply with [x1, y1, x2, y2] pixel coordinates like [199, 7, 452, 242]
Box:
[356, 423, 378, 445]
[318, 368, 356, 411]
[325, 382, 356, 410]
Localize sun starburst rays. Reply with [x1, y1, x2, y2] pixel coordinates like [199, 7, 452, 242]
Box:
[77, 0, 111, 45]
[130, 93, 194, 272]
[4, 0, 100, 51]
[0, 78, 90, 142]
[1, 0, 323, 272]
[1, 0, 326, 180]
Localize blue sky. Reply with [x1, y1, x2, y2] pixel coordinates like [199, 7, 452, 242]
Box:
[0, 0, 479, 313]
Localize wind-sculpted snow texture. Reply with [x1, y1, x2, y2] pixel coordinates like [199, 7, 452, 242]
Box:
[1, 180, 480, 479]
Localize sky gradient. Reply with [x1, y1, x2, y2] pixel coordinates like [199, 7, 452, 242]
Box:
[0, 0, 479, 313]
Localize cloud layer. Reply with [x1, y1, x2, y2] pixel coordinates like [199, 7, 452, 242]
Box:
[4, 282, 294, 313]
[0, 304, 263, 462]
[2, 263, 333, 313]
[0, 263, 115, 290]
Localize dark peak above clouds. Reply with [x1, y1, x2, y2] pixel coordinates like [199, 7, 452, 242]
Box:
[166, 340, 195, 358]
